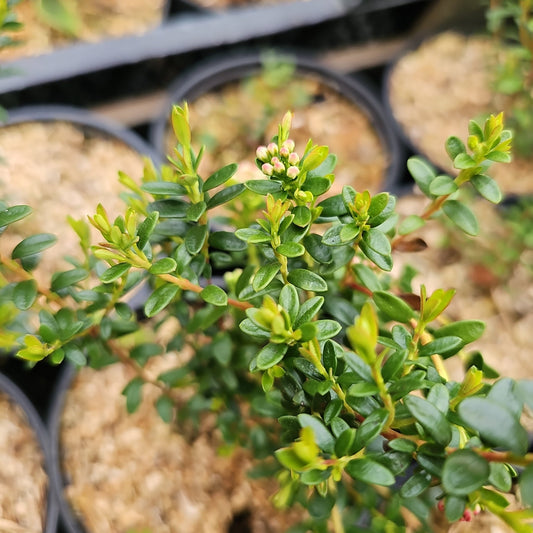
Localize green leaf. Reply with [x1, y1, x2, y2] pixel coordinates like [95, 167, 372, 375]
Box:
[301, 145, 329, 172]
[136, 211, 159, 250]
[442, 449, 490, 496]
[279, 284, 299, 325]
[388, 438, 417, 454]
[489, 462, 512, 492]
[445, 495, 467, 522]
[235, 227, 271, 244]
[288, 269, 327, 292]
[398, 215, 425, 235]
[427, 383, 450, 414]
[519, 464, 533, 508]
[122, 377, 144, 414]
[147, 199, 188, 218]
[442, 200, 479, 236]
[429, 175, 458, 196]
[200, 285, 227, 306]
[12, 233, 57, 259]
[301, 469, 331, 486]
[184, 225, 208, 255]
[292, 206, 312, 227]
[0, 205, 32, 227]
[245, 180, 283, 195]
[256, 343, 288, 370]
[64, 344, 86, 366]
[334, 428, 356, 457]
[149, 258, 177, 275]
[13, 280, 37, 310]
[346, 458, 395, 486]
[277, 242, 305, 258]
[407, 157, 436, 197]
[353, 409, 389, 451]
[418, 336, 462, 357]
[458, 397, 529, 455]
[359, 240, 393, 271]
[352, 264, 382, 292]
[373, 291, 415, 323]
[454, 153, 477, 169]
[253, 263, 280, 292]
[155, 395, 174, 423]
[433, 320, 485, 344]
[445, 136, 466, 160]
[140, 182, 186, 196]
[400, 471, 432, 498]
[317, 195, 348, 217]
[100, 262, 131, 283]
[294, 296, 324, 328]
[130, 343, 163, 367]
[362, 228, 391, 255]
[324, 398, 343, 425]
[347, 382, 379, 397]
[38, 0, 81, 35]
[206, 183, 245, 209]
[51, 269, 88, 292]
[308, 153, 337, 177]
[471, 174, 502, 203]
[486, 150, 511, 163]
[209, 231, 247, 252]
[144, 284, 179, 317]
[302, 177, 331, 196]
[203, 163, 237, 190]
[314, 320, 342, 340]
[186, 201, 207, 222]
[404, 395, 452, 446]
[275, 448, 308, 471]
[298, 413, 335, 453]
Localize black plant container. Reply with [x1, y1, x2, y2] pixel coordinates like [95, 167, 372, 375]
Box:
[0, 372, 59, 533]
[149, 51, 405, 194]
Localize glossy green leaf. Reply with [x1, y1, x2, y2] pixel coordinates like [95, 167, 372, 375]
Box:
[489, 462, 512, 492]
[209, 231, 247, 252]
[335, 428, 356, 457]
[404, 395, 452, 446]
[130, 343, 163, 367]
[147, 199, 188, 218]
[12, 233, 57, 259]
[256, 343, 288, 370]
[136, 211, 159, 249]
[454, 153, 477, 169]
[298, 413, 335, 453]
[427, 383, 450, 414]
[388, 438, 417, 454]
[445, 495, 467, 522]
[315, 320, 342, 340]
[140, 182, 186, 196]
[277, 242, 305, 258]
[398, 215, 425, 235]
[155, 395, 174, 423]
[279, 284, 299, 325]
[400, 470, 432, 498]
[519, 464, 533, 508]
[235, 227, 271, 244]
[200, 285, 228, 306]
[442, 200, 479, 236]
[442, 449, 490, 496]
[253, 263, 280, 292]
[288, 269, 327, 292]
[0, 205, 32, 227]
[407, 157, 436, 197]
[100, 262, 131, 283]
[373, 291, 415, 323]
[346, 458, 395, 486]
[122, 376, 144, 414]
[203, 163, 238, 190]
[13, 280, 37, 310]
[186, 201, 207, 222]
[64, 344, 86, 366]
[149, 258, 177, 275]
[445, 136, 466, 160]
[317, 195, 348, 217]
[429, 175, 458, 196]
[486, 150, 511, 163]
[184, 225, 208, 255]
[353, 408, 389, 451]
[51, 269, 88, 292]
[363, 228, 391, 255]
[458, 397, 529, 455]
[418, 336, 462, 357]
[245, 180, 283, 195]
[206, 183, 245, 209]
[292, 206, 312, 227]
[144, 284, 179, 317]
[359, 240, 393, 271]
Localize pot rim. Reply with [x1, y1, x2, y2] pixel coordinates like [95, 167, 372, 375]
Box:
[149, 49, 405, 195]
[0, 371, 59, 533]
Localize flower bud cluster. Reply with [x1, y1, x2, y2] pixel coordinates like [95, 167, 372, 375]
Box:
[256, 140, 300, 180]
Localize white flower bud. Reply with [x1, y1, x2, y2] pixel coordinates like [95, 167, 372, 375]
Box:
[288, 152, 299, 165]
[273, 160, 285, 174]
[279, 146, 290, 158]
[287, 166, 300, 179]
[256, 146, 269, 161]
[283, 139, 295, 152]
[262, 163, 274, 176]
[267, 142, 278, 155]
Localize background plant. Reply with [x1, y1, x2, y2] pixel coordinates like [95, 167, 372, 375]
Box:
[1, 107, 533, 532]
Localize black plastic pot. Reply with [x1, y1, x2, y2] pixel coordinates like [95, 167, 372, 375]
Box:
[0, 372, 59, 533]
[149, 51, 405, 194]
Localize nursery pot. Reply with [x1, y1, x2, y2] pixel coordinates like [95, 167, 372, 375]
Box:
[0, 105, 161, 286]
[0, 371, 59, 533]
[149, 51, 405, 196]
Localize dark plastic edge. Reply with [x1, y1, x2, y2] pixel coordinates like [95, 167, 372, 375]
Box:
[0, 372, 59, 533]
[149, 50, 405, 194]
[47, 364, 85, 533]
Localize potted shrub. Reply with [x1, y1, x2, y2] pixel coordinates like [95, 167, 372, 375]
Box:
[0, 0, 169, 60]
[0, 371, 58, 533]
[384, 0, 533, 195]
[150, 51, 404, 200]
[1, 105, 533, 532]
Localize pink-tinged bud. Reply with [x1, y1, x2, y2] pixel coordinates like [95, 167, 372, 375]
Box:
[273, 160, 285, 174]
[283, 139, 295, 152]
[437, 500, 445, 513]
[288, 152, 299, 165]
[279, 146, 290, 158]
[262, 163, 274, 176]
[287, 166, 299, 179]
[267, 142, 278, 155]
[462, 510, 473, 522]
[271, 156, 280, 165]
[256, 146, 269, 161]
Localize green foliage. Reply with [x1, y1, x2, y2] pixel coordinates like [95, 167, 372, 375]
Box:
[1, 108, 532, 532]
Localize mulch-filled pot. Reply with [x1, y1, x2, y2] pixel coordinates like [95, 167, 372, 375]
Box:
[0, 106, 160, 284]
[0, 371, 58, 533]
[150, 52, 404, 198]
[49, 356, 304, 533]
[1, 0, 169, 60]
[384, 31, 533, 195]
